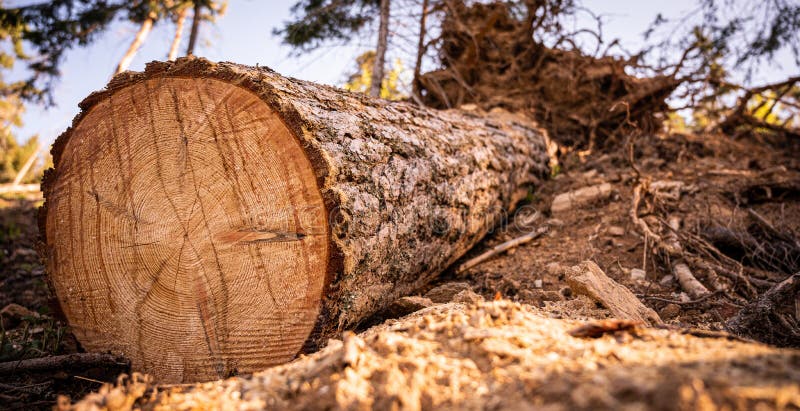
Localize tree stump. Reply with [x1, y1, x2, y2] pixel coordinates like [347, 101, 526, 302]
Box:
[39, 57, 549, 382]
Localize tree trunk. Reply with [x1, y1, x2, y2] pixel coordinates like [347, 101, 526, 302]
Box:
[369, 0, 391, 98]
[412, 0, 430, 102]
[167, 7, 189, 61]
[39, 57, 549, 383]
[12, 143, 40, 185]
[186, 3, 202, 56]
[114, 16, 155, 75]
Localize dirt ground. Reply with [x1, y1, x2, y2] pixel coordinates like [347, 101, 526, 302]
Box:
[1, 130, 799, 409]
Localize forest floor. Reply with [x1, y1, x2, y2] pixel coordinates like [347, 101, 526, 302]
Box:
[1, 130, 799, 409]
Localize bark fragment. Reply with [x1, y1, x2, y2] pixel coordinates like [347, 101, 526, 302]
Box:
[566, 261, 662, 325]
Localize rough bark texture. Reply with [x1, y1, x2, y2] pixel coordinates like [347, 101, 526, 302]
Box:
[39, 57, 549, 382]
[186, 3, 201, 56]
[369, 0, 391, 98]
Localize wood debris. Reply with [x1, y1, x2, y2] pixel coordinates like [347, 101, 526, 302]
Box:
[568, 319, 642, 338]
[551, 183, 612, 213]
[456, 226, 548, 273]
[566, 261, 662, 325]
[68, 300, 800, 411]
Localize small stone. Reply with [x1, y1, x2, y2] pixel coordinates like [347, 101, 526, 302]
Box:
[659, 275, 674, 286]
[452, 290, 484, 304]
[533, 279, 543, 288]
[424, 282, 471, 303]
[630, 268, 646, 281]
[607, 226, 625, 237]
[505, 247, 517, 256]
[659, 303, 681, 320]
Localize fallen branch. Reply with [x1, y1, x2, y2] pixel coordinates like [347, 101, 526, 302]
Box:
[0, 353, 128, 375]
[674, 262, 710, 299]
[456, 226, 548, 273]
[661, 216, 710, 298]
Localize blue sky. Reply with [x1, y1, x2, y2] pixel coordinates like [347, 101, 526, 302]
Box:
[9, 0, 798, 146]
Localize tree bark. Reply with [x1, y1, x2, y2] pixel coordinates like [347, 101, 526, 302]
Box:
[369, 0, 391, 98]
[39, 57, 549, 383]
[12, 142, 39, 185]
[114, 16, 155, 75]
[167, 7, 189, 61]
[412, 0, 429, 102]
[186, 2, 202, 56]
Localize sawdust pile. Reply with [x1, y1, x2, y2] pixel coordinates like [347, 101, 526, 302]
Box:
[70, 300, 800, 410]
[419, 1, 679, 149]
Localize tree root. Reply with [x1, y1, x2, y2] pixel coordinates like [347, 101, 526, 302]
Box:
[726, 273, 800, 347]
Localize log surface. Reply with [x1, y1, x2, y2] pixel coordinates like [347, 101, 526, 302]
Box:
[40, 57, 549, 382]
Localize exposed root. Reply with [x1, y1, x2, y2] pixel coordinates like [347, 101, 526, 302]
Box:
[726, 274, 800, 347]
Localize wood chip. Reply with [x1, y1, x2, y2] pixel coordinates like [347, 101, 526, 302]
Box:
[566, 261, 662, 325]
[568, 319, 641, 338]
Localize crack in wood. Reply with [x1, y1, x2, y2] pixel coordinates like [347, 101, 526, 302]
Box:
[217, 229, 307, 245]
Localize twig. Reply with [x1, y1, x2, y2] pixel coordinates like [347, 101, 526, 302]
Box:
[639, 289, 723, 305]
[748, 208, 800, 249]
[0, 353, 128, 375]
[456, 226, 548, 273]
[73, 375, 106, 384]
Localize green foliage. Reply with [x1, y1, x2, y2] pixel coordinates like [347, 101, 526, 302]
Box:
[0, 0, 125, 103]
[0, 0, 228, 103]
[275, 0, 380, 53]
[343, 51, 406, 100]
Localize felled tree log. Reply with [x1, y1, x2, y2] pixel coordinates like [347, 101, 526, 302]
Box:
[39, 57, 549, 383]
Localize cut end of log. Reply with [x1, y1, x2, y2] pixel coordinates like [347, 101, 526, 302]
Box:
[41, 74, 328, 382]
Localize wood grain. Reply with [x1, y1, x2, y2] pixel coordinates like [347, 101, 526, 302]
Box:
[43, 77, 328, 382]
